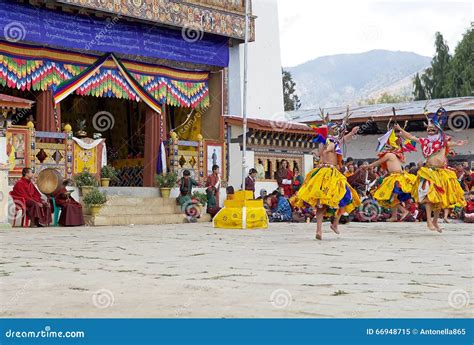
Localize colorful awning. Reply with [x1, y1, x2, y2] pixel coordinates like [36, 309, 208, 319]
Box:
[0, 41, 210, 109]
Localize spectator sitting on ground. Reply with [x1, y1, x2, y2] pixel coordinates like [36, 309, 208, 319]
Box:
[206, 186, 221, 219]
[265, 192, 292, 222]
[463, 191, 474, 223]
[291, 206, 306, 222]
[226, 186, 235, 200]
[256, 189, 267, 200]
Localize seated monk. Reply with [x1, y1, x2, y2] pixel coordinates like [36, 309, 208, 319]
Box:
[51, 180, 85, 226]
[11, 168, 51, 227]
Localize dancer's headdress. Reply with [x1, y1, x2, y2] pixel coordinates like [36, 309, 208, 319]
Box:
[425, 107, 448, 132]
[308, 106, 353, 143]
[376, 107, 416, 153]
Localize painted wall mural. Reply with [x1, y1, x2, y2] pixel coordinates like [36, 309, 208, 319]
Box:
[56, 0, 255, 41]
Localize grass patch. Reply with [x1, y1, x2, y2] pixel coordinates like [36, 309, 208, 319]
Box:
[332, 290, 348, 296]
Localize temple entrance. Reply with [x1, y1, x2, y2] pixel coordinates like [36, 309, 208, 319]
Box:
[60, 95, 149, 186]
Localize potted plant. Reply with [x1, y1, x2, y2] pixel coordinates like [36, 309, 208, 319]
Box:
[192, 191, 207, 208]
[83, 187, 107, 216]
[73, 170, 97, 196]
[155, 172, 178, 198]
[100, 165, 117, 187]
[75, 119, 87, 138]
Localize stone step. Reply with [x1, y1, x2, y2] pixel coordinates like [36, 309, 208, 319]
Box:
[103, 197, 178, 208]
[84, 213, 211, 226]
[99, 187, 160, 198]
[97, 204, 181, 216]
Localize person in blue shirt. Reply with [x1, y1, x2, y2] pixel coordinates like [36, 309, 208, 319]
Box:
[265, 192, 292, 222]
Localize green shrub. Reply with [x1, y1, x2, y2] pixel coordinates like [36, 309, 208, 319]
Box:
[101, 165, 118, 179]
[192, 191, 207, 205]
[155, 172, 178, 188]
[73, 170, 97, 187]
[83, 187, 107, 206]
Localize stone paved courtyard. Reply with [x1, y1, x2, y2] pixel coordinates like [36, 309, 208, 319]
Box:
[0, 222, 472, 318]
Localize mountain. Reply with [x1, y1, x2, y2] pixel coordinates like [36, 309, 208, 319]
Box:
[286, 50, 431, 109]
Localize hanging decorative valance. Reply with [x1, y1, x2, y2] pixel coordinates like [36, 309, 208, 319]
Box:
[52, 53, 163, 114]
[0, 41, 210, 109]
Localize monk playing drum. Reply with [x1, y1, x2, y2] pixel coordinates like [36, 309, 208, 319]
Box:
[11, 167, 51, 227]
[51, 180, 85, 226]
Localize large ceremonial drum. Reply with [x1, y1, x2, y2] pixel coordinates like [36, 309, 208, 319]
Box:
[37, 168, 63, 195]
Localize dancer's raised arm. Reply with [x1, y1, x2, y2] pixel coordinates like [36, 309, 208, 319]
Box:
[343, 126, 360, 142]
[394, 124, 418, 142]
[362, 155, 388, 170]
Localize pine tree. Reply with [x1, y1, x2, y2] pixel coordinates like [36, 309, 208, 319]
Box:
[413, 73, 427, 100]
[430, 32, 451, 98]
[444, 25, 473, 96]
[412, 31, 453, 99]
[282, 69, 301, 111]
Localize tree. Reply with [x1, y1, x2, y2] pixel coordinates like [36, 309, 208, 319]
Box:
[444, 26, 473, 97]
[413, 73, 427, 100]
[430, 32, 451, 98]
[363, 92, 411, 105]
[413, 27, 473, 100]
[412, 31, 451, 100]
[282, 69, 301, 111]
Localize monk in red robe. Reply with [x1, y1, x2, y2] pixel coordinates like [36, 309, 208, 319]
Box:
[51, 181, 85, 226]
[206, 164, 221, 206]
[11, 168, 51, 227]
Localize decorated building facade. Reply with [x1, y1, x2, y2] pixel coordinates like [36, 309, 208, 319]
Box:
[0, 0, 256, 188]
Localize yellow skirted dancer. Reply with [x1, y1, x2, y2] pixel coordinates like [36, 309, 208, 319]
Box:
[412, 167, 466, 210]
[301, 109, 361, 240]
[213, 191, 268, 229]
[373, 172, 416, 208]
[395, 106, 468, 232]
[292, 165, 361, 215]
[366, 127, 417, 221]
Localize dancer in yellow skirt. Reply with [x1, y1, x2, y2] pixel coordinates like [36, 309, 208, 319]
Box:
[395, 107, 467, 232]
[363, 127, 416, 222]
[292, 113, 361, 240]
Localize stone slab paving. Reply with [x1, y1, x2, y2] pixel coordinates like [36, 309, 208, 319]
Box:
[0, 222, 472, 318]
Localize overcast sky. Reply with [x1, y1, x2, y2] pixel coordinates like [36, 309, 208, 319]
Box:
[278, 0, 473, 67]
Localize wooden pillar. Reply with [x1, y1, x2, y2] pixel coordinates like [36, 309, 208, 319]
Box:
[143, 107, 161, 187]
[36, 90, 60, 132]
